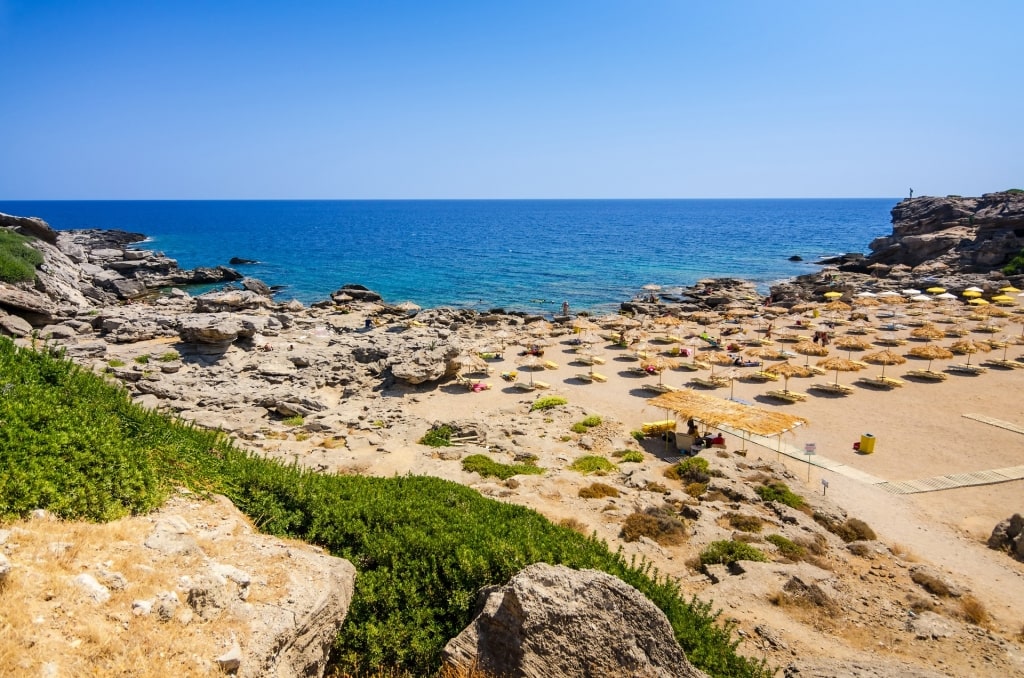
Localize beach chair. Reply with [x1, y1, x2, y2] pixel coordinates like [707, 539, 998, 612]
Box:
[947, 364, 987, 374]
[591, 372, 608, 383]
[856, 376, 903, 389]
[644, 382, 681, 393]
[809, 382, 853, 395]
[690, 377, 726, 389]
[532, 380, 551, 389]
[765, 389, 807, 402]
[982, 359, 1021, 370]
[744, 371, 779, 382]
[543, 360, 559, 370]
[513, 381, 537, 391]
[905, 369, 947, 381]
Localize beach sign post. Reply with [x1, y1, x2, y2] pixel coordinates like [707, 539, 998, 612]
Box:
[821, 478, 829, 496]
[804, 442, 816, 482]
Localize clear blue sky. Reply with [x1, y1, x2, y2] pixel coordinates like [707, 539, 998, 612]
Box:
[1, 1, 1021, 199]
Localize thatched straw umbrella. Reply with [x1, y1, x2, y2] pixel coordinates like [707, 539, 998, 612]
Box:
[455, 352, 489, 376]
[950, 339, 991, 366]
[793, 339, 829, 367]
[910, 324, 945, 342]
[863, 349, 907, 379]
[704, 351, 738, 376]
[765, 361, 813, 392]
[823, 300, 852, 313]
[835, 334, 871, 358]
[907, 344, 954, 371]
[816, 356, 866, 386]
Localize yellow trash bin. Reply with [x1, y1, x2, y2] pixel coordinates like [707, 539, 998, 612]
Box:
[859, 433, 875, 454]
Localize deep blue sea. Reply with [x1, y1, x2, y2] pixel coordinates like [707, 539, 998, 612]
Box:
[0, 200, 896, 314]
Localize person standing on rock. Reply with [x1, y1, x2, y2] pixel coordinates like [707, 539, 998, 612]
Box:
[561, 300, 569, 316]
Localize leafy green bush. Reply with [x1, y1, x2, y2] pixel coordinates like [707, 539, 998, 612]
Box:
[0, 338, 771, 678]
[619, 450, 644, 463]
[568, 455, 617, 475]
[419, 424, 454, 447]
[579, 482, 620, 499]
[282, 415, 304, 427]
[755, 482, 805, 509]
[530, 395, 567, 411]
[766, 534, 805, 559]
[667, 456, 710, 484]
[580, 414, 602, 427]
[134, 355, 150, 364]
[570, 422, 588, 434]
[699, 540, 768, 566]
[461, 454, 544, 480]
[685, 482, 707, 497]
[630, 430, 645, 442]
[0, 230, 43, 283]
[107, 359, 126, 368]
[1002, 248, 1024, 275]
[814, 514, 876, 543]
[158, 351, 179, 362]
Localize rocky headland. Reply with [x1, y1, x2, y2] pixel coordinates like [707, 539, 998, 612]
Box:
[2, 196, 1024, 677]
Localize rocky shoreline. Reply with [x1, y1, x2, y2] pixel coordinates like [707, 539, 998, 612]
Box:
[2, 195, 1024, 677]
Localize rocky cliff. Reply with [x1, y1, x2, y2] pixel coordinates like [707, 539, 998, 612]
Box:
[865, 191, 1024, 274]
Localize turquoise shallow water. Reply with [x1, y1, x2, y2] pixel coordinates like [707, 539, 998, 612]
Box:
[0, 199, 896, 314]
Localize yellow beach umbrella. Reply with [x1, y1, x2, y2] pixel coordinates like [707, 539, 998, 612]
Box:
[992, 294, 1015, 303]
[926, 286, 946, 294]
[999, 285, 1021, 293]
[962, 290, 982, 298]
[968, 298, 990, 305]
[823, 291, 843, 300]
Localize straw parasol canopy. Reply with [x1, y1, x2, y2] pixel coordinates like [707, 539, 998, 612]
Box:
[910, 324, 945, 342]
[863, 349, 907, 378]
[823, 300, 852, 313]
[793, 339, 829, 365]
[907, 344, 954, 371]
[572, 317, 601, 332]
[949, 339, 991, 366]
[455, 352, 489, 376]
[790, 302, 819, 314]
[834, 334, 871, 357]
[652, 314, 684, 327]
[704, 351, 738, 375]
[647, 390, 807, 437]
[765, 361, 813, 391]
[816, 356, 866, 385]
[853, 296, 881, 307]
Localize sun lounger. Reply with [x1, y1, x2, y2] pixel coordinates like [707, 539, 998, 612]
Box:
[690, 377, 727, 389]
[765, 389, 807, 402]
[513, 381, 537, 391]
[809, 382, 853, 395]
[591, 372, 607, 383]
[905, 369, 947, 381]
[744, 371, 779, 382]
[641, 420, 676, 435]
[543, 360, 559, 370]
[644, 382, 681, 393]
[532, 380, 551, 389]
[982, 359, 1021, 370]
[857, 376, 904, 389]
[676, 362, 702, 371]
[947, 364, 987, 374]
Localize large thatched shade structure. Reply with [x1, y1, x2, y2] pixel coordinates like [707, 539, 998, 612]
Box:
[647, 390, 807, 438]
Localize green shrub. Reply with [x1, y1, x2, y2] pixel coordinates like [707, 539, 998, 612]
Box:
[685, 482, 707, 497]
[755, 482, 805, 509]
[0, 230, 43, 283]
[580, 414, 602, 427]
[419, 424, 454, 447]
[630, 430, 645, 442]
[579, 482, 620, 499]
[621, 508, 688, 545]
[667, 456, 710, 484]
[107, 359, 126, 368]
[461, 454, 544, 480]
[814, 514, 876, 543]
[619, 450, 644, 463]
[726, 512, 763, 533]
[699, 540, 768, 566]
[1002, 248, 1024, 275]
[530, 395, 567, 411]
[0, 338, 771, 678]
[282, 415, 304, 427]
[570, 422, 588, 434]
[766, 534, 805, 559]
[157, 351, 179, 362]
[569, 455, 617, 475]
[133, 355, 150, 365]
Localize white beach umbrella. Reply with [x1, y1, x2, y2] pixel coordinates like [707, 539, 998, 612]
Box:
[935, 293, 957, 301]
[902, 288, 922, 296]
[855, 292, 877, 298]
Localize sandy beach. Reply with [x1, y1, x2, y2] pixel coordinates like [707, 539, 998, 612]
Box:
[218, 299, 1024, 675]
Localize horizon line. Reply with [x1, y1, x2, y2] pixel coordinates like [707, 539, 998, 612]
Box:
[0, 196, 903, 202]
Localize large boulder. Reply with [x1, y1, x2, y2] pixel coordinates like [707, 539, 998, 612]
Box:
[443, 562, 706, 678]
[988, 513, 1024, 561]
[0, 211, 58, 244]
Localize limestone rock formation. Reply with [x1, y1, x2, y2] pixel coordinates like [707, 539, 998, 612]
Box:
[443, 562, 706, 678]
[987, 513, 1024, 561]
[865, 191, 1024, 273]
